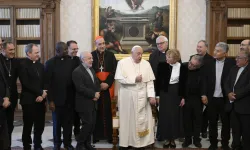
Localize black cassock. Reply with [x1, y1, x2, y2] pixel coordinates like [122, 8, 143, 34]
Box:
[91, 50, 117, 142]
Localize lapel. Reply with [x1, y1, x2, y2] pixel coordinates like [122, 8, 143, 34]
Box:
[80, 64, 95, 84]
[211, 59, 216, 83]
[234, 64, 249, 87]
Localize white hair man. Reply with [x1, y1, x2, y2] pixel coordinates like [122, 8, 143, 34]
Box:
[115, 45, 156, 150]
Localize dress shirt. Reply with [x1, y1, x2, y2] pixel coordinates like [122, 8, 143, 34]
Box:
[213, 59, 225, 97]
[82, 63, 94, 82]
[169, 62, 180, 84]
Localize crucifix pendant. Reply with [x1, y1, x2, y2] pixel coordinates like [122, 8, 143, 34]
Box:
[9, 73, 11, 77]
[99, 65, 104, 72]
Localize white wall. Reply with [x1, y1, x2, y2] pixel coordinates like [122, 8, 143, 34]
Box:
[60, 0, 207, 60]
[177, 0, 207, 62]
[60, 0, 92, 54]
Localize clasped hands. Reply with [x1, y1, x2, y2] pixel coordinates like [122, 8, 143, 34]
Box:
[100, 82, 109, 91]
[228, 92, 236, 101]
[93, 92, 100, 101]
[36, 90, 47, 102]
[2, 97, 11, 108]
[135, 75, 142, 82]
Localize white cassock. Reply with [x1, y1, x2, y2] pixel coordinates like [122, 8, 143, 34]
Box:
[114, 57, 155, 148]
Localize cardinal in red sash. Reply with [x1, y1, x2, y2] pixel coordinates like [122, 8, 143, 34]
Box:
[91, 36, 117, 143]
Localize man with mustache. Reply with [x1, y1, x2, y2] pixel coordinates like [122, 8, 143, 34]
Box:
[0, 41, 20, 150]
[91, 36, 117, 143]
[45, 42, 79, 150]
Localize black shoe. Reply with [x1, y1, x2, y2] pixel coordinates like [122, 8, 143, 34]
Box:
[163, 140, 170, 148]
[182, 140, 192, 148]
[208, 145, 218, 150]
[76, 144, 87, 150]
[23, 148, 32, 150]
[34, 147, 44, 150]
[221, 145, 231, 150]
[53, 145, 61, 150]
[85, 142, 96, 150]
[65, 145, 75, 150]
[170, 140, 176, 149]
[201, 132, 208, 138]
[119, 147, 128, 150]
[193, 142, 202, 148]
[107, 139, 113, 144]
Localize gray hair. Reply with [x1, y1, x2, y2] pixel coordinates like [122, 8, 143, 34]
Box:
[25, 43, 38, 56]
[156, 35, 168, 42]
[131, 45, 143, 52]
[198, 40, 208, 48]
[79, 51, 91, 62]
[191, 54, 203, 67]
[215, 42, 229, 53]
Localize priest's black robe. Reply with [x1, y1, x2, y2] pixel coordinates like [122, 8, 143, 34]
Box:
[91, 50, 117, 142]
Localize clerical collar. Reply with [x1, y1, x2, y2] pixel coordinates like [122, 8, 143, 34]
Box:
[216, 58, 225, 63]
[169, 62, 180, 67]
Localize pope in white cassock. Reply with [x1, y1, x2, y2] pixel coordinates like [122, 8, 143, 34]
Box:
[115, 45, 156, 149]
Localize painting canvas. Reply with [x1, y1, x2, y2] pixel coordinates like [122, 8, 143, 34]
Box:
[92, 0, 177, 59]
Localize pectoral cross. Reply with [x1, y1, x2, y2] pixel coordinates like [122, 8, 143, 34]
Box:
[100, 65, 104, 72]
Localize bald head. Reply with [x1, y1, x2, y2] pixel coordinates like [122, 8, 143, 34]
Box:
[131, 45, 143, 63]
[80, 51, 93, 68]
[240, 39, 250, 52]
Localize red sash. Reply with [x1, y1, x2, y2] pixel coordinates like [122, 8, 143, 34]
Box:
[96, 72, 115, 100]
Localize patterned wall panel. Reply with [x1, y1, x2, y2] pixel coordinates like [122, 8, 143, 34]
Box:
[177, 0, 207, 62]
[60, 0, 92, 54]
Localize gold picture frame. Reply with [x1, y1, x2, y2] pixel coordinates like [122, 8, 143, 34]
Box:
[92, 0, 178, 60]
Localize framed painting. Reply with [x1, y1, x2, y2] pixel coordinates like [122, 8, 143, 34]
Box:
[92, 0, 178, 60]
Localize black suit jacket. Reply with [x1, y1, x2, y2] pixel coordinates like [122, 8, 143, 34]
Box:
[0, 54, 20, 105]
[45, 56, 80, 106]
[19, 58, 45, 105]
[72, 64, 100, 112]
[224, 64, 250, 114]
[155, 62, 187, 98]
[0, 61, 10, 124]
[204, 58, 235, 103]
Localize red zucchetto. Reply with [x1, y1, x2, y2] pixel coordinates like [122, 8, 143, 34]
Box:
[95, 36, 103, 41]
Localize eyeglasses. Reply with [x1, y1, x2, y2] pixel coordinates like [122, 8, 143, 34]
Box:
[235, 56, 247, 60]
[240, 44, 249, 47]
[156, 42, 166, 46]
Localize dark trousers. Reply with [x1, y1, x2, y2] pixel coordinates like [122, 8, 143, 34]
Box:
[73, 110, 81, 136]
[22, 103, 45, 149]
[201, 106, 208, 133]
[183, 96, 202, 143]
[0, 120, 9, 150]
[208, 97, 230, 147]
[6, 100, 17, 148]
[52, 106, 74, 147]
[77, 110, 96, 147]
[231, 110, 250, 150]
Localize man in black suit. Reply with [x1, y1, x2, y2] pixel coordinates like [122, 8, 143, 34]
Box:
[0, 55, 11, 150]
[72, 51, 100, 150]
[202, 42, 235, 150]
[195, 40, 214, 138]
[19, 43, 46, 150]
[225, 50, 250, 150]
[66, 40, 81, 139]
[182, 54, 205, 148]
[0, 41, 20, 150]
[45, 42, 78, 150]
